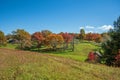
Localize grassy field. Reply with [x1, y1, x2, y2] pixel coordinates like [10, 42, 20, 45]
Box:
[49, 42, 100, 62]
[0, 42, 120, 80]
[0, 44, 18, 49]
[1, 42, 100, 62]
[52, 41, 100, 61]
[0, 48, 120, 80]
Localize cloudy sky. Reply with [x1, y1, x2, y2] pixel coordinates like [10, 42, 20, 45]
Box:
[80, 25, 113, 33]
[0, 0, 120, 34]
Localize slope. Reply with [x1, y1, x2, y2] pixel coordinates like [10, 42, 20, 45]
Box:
[0, 48, 120, 80]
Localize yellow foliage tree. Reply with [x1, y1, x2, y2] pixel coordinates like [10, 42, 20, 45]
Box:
[13, 29, 31, 49]
[45, 34, 64, 50]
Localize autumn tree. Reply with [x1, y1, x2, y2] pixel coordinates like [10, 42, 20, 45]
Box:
[79, 29, 85, 40]
[0, 30, 6, 46]
[32, 32, 44, 50]
[45, 34, 64, 50]
[13, 29, 31, 49]
[85, 33, 91, 41]
[94, 33, 102, 43]
[60, 32, 73, 44]
[60, 32, 74, 50]
[85, 33, 102, 42]
[41, 30, 52, 38]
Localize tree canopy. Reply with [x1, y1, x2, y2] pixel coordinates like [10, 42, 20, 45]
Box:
[45, 34, 64, 50]
[32, 32, 44, 49]
[13, 29, 31, 49]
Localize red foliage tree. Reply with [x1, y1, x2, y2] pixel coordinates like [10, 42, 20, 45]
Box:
[60, 32, 74, 49]
[32, 32, 44, 49]
[85, 33, 102, 42]
[60, 32, 73, 43]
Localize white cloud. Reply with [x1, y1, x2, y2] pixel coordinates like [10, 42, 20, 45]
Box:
[79, 26, 84, 29]
[79, 25, 113, 33]
[99, 25, 113, 31]
[85, 26, 94, 29]
[80, 25, 95, 29]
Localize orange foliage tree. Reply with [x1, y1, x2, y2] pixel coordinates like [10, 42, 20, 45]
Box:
[45, 34, 64, 50]
[85, 33, 102, 42]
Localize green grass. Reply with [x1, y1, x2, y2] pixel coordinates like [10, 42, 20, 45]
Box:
[0, 48, 120, 80]
[0, 43, 18, 49]
[0, 42, 100, 62]
[1, 42, 100, 62]
[1, 42, 120, 80]
[48, 42, 100, 62]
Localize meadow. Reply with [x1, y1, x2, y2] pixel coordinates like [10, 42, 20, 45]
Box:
[0, 42, 120, 80]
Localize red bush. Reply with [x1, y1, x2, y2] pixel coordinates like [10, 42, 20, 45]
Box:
[115, 53, 120, 67]
[88, 52, 95, 61]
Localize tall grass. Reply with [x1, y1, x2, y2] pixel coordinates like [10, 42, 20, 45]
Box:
[0, 48, 120, 80]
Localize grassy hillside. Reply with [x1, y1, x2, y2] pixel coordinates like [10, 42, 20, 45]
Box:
[0, 48, 120, 80]
[1, 42, 100, 62]
[45, 42, 100, 62]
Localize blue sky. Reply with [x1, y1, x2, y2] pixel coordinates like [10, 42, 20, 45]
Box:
[0, 0, 120, 34]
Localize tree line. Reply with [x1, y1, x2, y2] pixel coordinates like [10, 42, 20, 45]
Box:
[0, 28, 106, 50]
[0, 30, 75, 51]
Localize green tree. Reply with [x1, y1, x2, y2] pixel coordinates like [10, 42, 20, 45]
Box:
[79, 29, 85, 40]
[114, 16, 120, 32]
[102, 16, 120, 66]
[0, 30, 6, 46]
[13, 29, 31, 49]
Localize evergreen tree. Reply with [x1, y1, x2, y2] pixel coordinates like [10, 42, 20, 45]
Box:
[102, 16, 120, 66]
